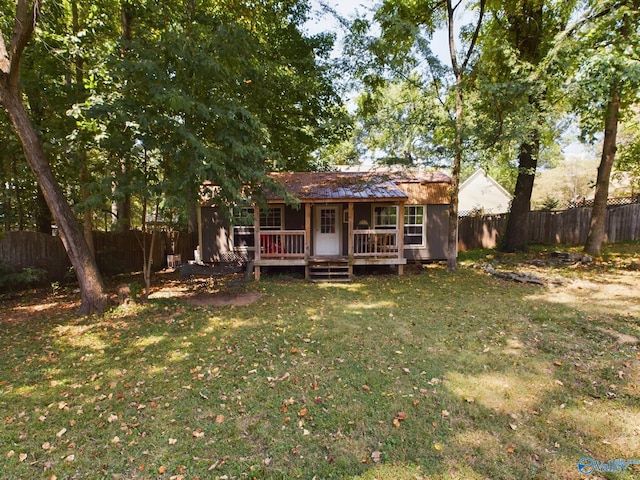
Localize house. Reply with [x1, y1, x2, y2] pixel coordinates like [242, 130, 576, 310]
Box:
[458, 168, 512, 216]
[198, 170, 451, 281]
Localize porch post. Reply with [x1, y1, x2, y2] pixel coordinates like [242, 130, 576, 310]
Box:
[347, 202, 354, 279]
[398, 201, 405, 276]
[254, 204, 261, 280]
[304, 202, 311, 280]
[347, 202, 354, 257]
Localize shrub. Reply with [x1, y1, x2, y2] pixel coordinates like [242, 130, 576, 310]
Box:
[0, 260, 48, 291]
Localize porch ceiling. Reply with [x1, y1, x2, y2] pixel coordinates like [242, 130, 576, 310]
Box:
[266, 172, 409, 202]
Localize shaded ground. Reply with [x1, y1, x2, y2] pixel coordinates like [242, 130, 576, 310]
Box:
[1, 244, 639, 479]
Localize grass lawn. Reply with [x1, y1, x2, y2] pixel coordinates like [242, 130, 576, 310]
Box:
[1, 244, 639, 479]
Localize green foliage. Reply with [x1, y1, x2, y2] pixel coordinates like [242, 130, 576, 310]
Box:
[2, 0, 347, 232]
[469, 0, 577, 169]
[0, 260, 47, 291]
[563, 0, 640, 142]
[616, 112, 640, 194]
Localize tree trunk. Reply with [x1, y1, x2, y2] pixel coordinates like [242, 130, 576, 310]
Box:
[447, 77, 463, 271]
[1, 91, 108, 313]
[499, 0, 544, 252]
[35, 186, 53, 235]
[115, 2, 133, 232]
[501, 134, 539, 252]
[584, 87, 620, 255]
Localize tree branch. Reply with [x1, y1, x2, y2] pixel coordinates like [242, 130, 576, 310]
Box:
[7, 0, 40, 89]
[461, 0, 486, 73]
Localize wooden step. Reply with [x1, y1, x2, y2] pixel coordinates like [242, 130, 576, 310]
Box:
[308, 260, 351, 282]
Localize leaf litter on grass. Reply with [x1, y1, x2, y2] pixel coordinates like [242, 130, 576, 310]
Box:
[1, 249, 640, 479]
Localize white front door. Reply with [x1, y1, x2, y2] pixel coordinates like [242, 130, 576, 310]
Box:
[314, 205, 341, 256]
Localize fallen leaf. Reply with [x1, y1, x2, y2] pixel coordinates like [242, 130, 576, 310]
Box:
[168, 438, 177, 445]
[215, 414, 225, 424]
[42, 442, 51, 450]
[64, 454, 75, 462]
[441, 410, 450, 418]
[507, 445, 515, 454]
[413, 399, 420, 407]
[192, 430, 205, 438]
[509, 423, 517, 430]
[371, 451, 382, 463]
[158, 465, 166, 474]
[392, 418, 401, 428]
[434, 443, 443, 451]
[297, 407, 307, 417]
[362, 385, 370, 391]
[111, 436, 121, 444]
[465, 397, 475, 403]
[19, 453, 28, 462]
[56, 428, 67, 438]
[395, 411, 407, 421]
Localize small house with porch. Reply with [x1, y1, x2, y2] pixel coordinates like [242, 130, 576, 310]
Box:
[198, 170, 450, 281]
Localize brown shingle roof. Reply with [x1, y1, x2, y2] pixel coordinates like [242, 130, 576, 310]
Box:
[266, 172, 410, 202]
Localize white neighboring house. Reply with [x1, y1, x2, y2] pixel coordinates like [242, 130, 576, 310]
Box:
[459, 168, 512, 216]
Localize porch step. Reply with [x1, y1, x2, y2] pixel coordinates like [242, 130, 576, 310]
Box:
[308, 260, 351, 282]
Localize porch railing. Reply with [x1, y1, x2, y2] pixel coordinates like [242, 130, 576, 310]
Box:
[354, 229, 399, 257]
[260, 230, 306, 258]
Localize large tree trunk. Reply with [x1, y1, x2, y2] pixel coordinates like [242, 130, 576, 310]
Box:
[35, 186, 53, 235]
[1, 91, 108, 314]
[584, 87, 620, 255]
[498, 0, 544, 252]
[447, 79, 463, 271]
[501, 134, 539, 252]
[115, 2, 134, 232]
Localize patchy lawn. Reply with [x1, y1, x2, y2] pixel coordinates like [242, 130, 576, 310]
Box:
[1, 244, 639, 479]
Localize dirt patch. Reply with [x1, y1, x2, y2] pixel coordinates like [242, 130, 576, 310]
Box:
[186, 292, 263, 307]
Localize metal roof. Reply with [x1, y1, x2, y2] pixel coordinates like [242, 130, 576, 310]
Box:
[266, 172, 410, 202]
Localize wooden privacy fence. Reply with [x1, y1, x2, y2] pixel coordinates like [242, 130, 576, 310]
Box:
[0, 230, 198, 281]
[0, 231, 70, 282]
[458, 203, 640, 251]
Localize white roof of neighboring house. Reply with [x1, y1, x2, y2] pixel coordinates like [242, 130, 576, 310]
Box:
[459, 168, 512, 215]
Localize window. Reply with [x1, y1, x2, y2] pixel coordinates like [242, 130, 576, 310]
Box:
[259, 206, 283, 230]
[320, 208, 336, 234]
[373, 205, 397, 229]
[404, 205, 426, 248]
[232, 207, 255, 249]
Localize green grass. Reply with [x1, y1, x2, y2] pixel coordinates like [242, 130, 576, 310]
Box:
[1, 245, 639, 479]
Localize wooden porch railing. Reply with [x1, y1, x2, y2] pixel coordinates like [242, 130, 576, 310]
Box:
[260, 230, 306, 258]
[353, 229, 399, 257]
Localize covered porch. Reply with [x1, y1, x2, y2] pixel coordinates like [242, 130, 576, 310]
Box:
[253, 199, 407, 281]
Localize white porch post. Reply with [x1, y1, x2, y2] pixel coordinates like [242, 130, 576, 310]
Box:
[398, 201, 405, 276]
[304, 202, 311, 280]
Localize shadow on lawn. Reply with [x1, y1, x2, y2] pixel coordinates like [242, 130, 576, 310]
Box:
[0, 268, 639, 479]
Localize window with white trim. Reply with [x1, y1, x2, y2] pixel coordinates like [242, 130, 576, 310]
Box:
[232, 207, 255, 250]
[373, 205, 397, 229]
[259, 206, 283, 230]
[404, 205, 426, 248]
